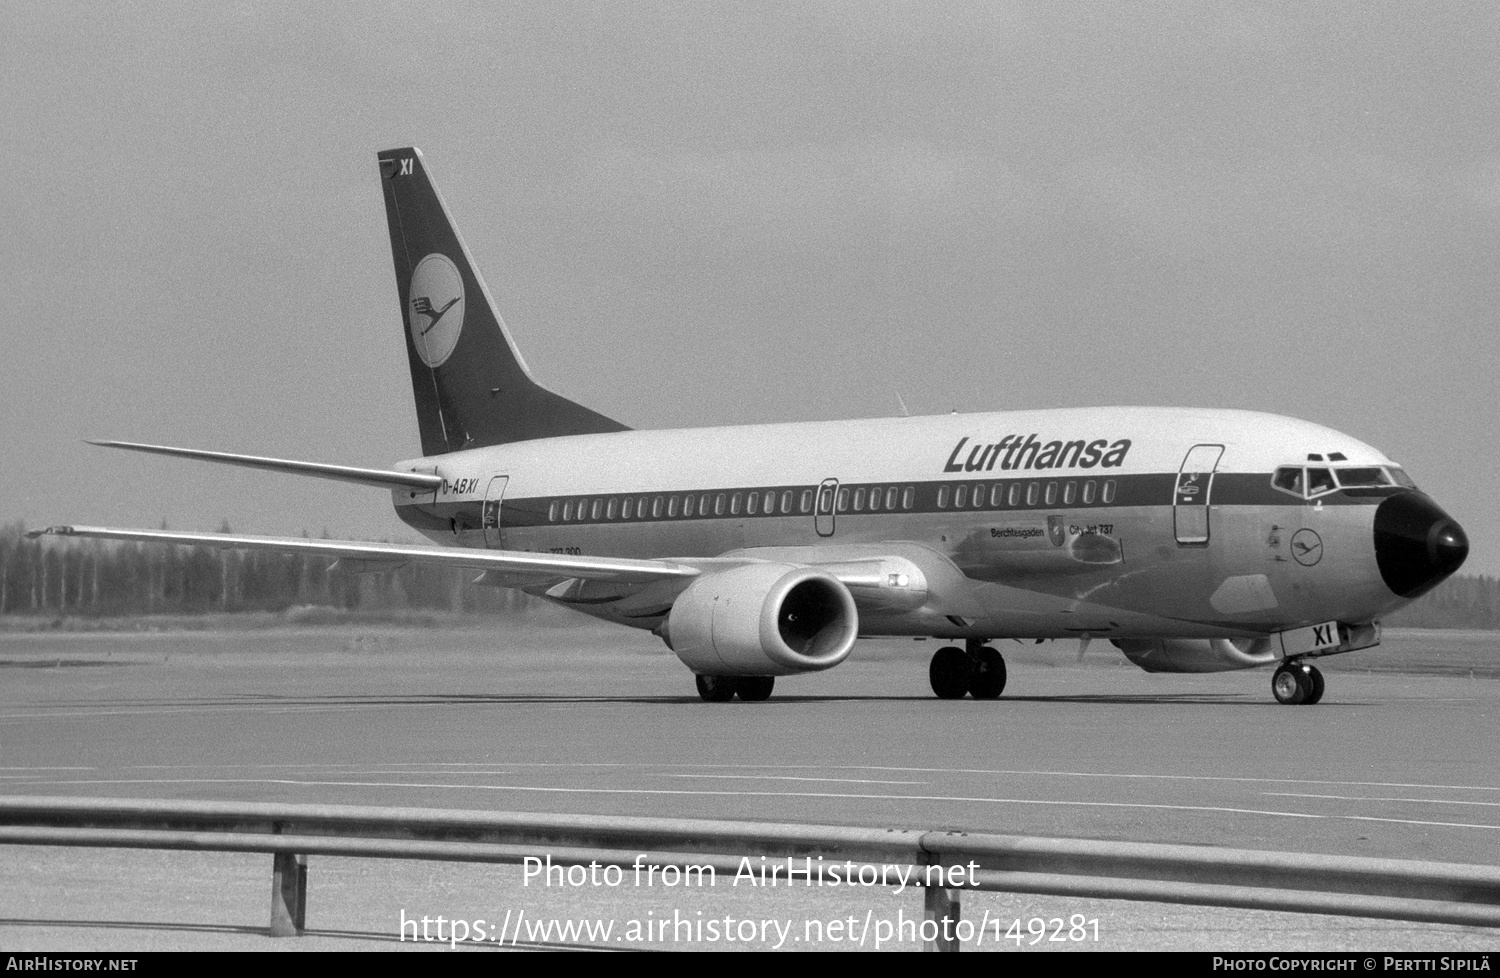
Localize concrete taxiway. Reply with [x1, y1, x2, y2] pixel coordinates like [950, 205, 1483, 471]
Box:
[1, 622, 1497, 951]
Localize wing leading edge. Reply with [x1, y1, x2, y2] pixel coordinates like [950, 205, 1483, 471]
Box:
[26, 526, 933, 611]
[28, 525, 700, 585]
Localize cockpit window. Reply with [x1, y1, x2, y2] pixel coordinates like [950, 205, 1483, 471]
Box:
[1271, 465, 1343, 499]
[1388, 467, 1417, 489]
[1334, 467, 1391, 488]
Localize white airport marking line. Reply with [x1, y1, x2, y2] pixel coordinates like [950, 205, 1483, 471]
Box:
[1265, 792, 1500, 808]
[20, 760, 1495, 797]
[761, 766, 1500, 794]
[1340, 815, 1500, 830]
[97, 759, 1500, 792]
[0, 697, 672, 722]
[0, 766, 94, 771]
[0, 777, 1322, 818]
[7, 777, 1498, 830]
[261, 769, 522, 779]
[670, 775, 927, 786]
[41, 771, 496, 782]
[100, 764, 524, 775]
[0, 775, 95, 780]
[309, 763, 1498, 796]
[359, 761, 1498, 795]
[0, 704, 389, 722]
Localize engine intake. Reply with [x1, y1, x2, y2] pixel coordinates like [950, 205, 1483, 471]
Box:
[664, 563, 858, 676]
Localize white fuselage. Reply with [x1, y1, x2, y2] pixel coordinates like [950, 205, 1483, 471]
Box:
[390, 406, 1415, 644]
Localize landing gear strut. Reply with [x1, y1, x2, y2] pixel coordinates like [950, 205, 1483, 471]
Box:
[929, 640, 1007, 700]
[1272, 660, 1324, 705]
[694, 675, 775, 702]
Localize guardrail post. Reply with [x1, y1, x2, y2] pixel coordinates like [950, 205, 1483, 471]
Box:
[269, 850, 307, 937]
[923, 885, 961, 952]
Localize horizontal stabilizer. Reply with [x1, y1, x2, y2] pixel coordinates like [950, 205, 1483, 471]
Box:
[27, 525, 700, 585]
[87, 440, 444, 493]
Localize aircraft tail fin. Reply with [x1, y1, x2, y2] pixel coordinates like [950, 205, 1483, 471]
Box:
[377, 147, 628, 456]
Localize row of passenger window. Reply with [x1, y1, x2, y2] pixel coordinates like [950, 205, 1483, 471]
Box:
[936, 478, 1117, 509]
[550, 488, 821, 523]
[545, 478, 1120, 524]
[832, 485, 914, 513]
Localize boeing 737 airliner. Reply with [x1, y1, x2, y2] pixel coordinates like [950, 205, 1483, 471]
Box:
[33, 148, 1470, 705]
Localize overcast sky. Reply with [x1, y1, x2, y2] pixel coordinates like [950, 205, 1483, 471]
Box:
[3, 2, 1497, 575]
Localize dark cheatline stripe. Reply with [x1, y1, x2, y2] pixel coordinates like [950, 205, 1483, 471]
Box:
[399, 471, 1389, 532]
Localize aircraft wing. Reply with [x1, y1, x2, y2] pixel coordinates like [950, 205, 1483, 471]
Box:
[27, 525, 701, 584]
[26, 527, 935, 610]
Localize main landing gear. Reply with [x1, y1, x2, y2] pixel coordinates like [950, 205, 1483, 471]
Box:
[695, 675, 775, 702]
[929, 640, 1007, 700]
[1272, 660, 1325, 705]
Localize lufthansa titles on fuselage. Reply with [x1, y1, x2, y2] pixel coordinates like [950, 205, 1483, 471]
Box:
[943, 435, 1132, 474]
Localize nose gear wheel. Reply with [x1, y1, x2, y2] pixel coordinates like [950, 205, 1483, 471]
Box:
[1272, 661, 1324, 705]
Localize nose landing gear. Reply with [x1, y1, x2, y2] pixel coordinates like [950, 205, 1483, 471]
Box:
[929, 640, 1007, 699]
[1272, 660, 1324, 705]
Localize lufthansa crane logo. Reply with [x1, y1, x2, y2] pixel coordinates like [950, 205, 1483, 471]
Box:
[1291, 529, 1324, 567]
[408, 253, 465, 367]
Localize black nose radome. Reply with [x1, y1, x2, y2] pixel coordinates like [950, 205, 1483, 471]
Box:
[1374, 492, 1469, 598]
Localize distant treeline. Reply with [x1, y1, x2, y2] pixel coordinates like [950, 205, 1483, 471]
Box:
[1, 521, 1495, 628]
[0, 522, 522, 617]
[1382, 573, 1500, 630]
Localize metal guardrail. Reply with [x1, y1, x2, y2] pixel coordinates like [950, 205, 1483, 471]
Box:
[2, 795, 1497, 950]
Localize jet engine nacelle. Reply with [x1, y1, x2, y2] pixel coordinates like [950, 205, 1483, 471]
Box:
[1113, 637, 1281, 674]
[663, 563, 858, 676]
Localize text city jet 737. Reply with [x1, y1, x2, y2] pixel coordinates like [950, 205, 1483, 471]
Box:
[32, 148, 1470, 705]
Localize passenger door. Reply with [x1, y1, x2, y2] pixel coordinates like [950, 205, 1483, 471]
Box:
[1174, 445, 1224, 545]
[482, 475, 509, 548]
[815, 478, 839, 537]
